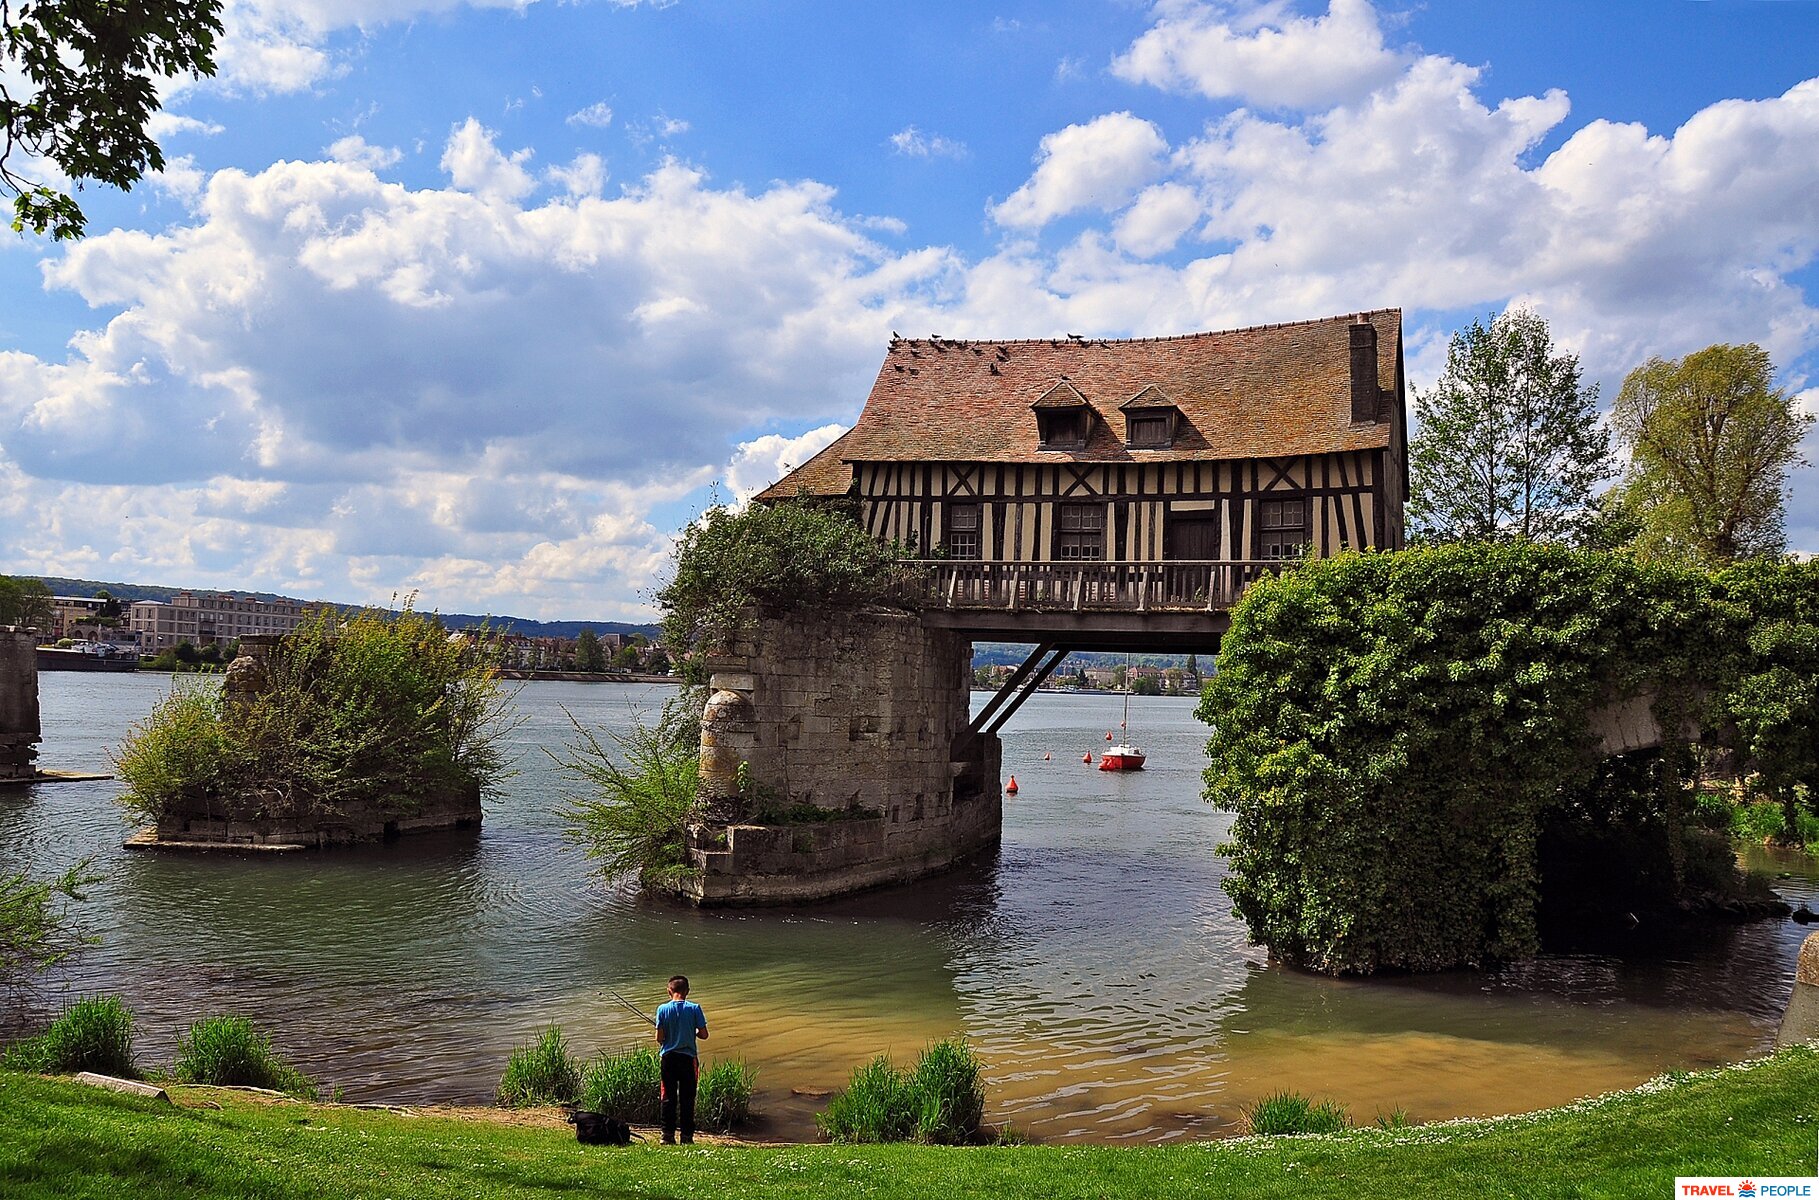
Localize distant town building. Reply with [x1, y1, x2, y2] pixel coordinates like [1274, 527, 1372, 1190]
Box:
[49, 596, 109, 639]
[129, 592, 310, 652]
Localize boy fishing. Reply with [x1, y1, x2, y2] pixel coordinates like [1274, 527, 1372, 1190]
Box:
[654, 975, 708, 1145]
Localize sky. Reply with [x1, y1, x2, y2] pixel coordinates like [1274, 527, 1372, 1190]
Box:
[2, 0, 1817, 621]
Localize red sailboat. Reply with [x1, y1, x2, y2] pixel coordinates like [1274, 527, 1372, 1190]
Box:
[1098, 657, 1145, 771]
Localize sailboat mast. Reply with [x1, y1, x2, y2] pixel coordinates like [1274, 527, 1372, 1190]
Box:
[1122, 653, 1131, 731]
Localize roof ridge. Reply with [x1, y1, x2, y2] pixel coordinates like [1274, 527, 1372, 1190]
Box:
[890, 307, 1401, 351]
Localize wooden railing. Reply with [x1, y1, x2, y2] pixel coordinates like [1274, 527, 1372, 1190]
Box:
[925, 560, 1281, 613]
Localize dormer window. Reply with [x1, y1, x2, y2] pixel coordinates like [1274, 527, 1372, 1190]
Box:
[1031, 379, 1092, 451]
[1119, 385, 1180, 449]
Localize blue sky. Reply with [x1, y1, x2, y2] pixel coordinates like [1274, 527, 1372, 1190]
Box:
[2, 0, 1817, 619]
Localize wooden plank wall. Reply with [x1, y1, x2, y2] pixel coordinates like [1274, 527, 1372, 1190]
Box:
[854, 452, 1392, 562]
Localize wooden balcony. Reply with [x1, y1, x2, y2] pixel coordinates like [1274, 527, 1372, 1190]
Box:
[919, 560, 1279, 650]
[928, 560, 1277, 612]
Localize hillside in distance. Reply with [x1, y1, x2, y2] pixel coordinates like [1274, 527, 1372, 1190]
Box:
[24, 576, 660, 641]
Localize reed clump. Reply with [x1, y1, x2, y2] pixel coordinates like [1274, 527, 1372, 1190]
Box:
[1246, 1090, 1350, 1135]
[817, 1038, 986, 1144]
[497, 1027, 581, 1107]
[3, 995, 135, 1076]
[174, 1015, 314, 1098]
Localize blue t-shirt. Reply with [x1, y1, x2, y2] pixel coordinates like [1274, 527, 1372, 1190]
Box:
[656, 999, 707, 1058]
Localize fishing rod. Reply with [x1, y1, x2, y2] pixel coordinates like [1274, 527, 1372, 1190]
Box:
[604, 985, 657, 1028]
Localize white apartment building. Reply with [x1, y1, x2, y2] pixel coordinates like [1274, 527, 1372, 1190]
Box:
[128, 592, 310, 652]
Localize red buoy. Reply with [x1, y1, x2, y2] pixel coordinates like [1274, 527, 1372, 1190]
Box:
[1006, 776, 1019, 795]
[1083, 752, 1094, 764]
[1106, 731, 1114, 741]
[1043, 752, 1052, 761]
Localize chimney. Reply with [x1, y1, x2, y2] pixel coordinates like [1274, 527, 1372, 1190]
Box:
[1349, 315, 1379, 424]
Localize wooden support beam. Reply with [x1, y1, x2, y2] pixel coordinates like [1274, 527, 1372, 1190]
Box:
[984, 648, 1069, 736]
[971, 641, 1056, 735]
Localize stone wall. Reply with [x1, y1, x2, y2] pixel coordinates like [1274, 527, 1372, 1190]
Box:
[1780, 932, 1819, 1047]
[0, 628, 41, 782]
[686, 607, 999, 904]
[141, 784, 482, 850]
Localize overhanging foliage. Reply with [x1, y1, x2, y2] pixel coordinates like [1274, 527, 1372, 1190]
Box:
[1201, 545, 1814, 975]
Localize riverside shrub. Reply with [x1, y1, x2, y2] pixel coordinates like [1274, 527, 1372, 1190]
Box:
[577, 1046, 658, 1123]
[1200, 544, 1813, 974]
[5, 996, 134, 1076]
[114, 605, 510, 826]
[818, 1039, 987, 1144]
[497, 1027, 581, 1108]
[555, 694, 701, 886]
[174, 1016, 313, 1096]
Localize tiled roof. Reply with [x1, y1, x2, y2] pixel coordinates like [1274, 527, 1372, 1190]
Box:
[755, 309, 1401, 501]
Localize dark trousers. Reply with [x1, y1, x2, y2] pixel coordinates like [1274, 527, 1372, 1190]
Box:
[660, 1051, 697, 1141]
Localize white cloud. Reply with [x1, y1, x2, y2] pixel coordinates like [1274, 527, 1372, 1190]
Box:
[1112, 182, 1203, 257]
[440, 118, 537, 202]
[567, 102, 615, 129]
[148, 113, 226, 139]
[1, 127, 963, 617]
[889, 126, 968, 160]
[325, 135, 403, 170]
[1113, 0, 1406, 110]
[725, 424, 848, 505]
[992, 112, 1169, 229]
[546, 153, 607, 199]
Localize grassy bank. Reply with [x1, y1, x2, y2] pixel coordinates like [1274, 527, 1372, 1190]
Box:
[5, 1046, 1818, 1199]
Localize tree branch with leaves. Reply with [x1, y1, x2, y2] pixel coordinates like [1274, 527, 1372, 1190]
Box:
[2, 0, 222, 239]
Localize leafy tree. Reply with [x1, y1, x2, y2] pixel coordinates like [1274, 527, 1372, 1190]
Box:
[93, 589, 121, 622]
[0, 574, 53, 629]
[1409, 309, 1612, 544]
[611, 644, 640, 671]
[1611, 343, 1812, 563]
[573, 628, 605, 673]
[3, 0, 223, 239]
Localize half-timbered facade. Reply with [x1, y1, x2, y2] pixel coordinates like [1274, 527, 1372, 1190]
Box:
[758, 309, 1408, 585]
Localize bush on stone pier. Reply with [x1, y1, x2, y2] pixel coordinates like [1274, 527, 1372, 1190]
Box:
[113, 603, 510, 831]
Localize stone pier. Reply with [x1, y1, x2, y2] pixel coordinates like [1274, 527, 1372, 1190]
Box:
[0, 627, 41, 782]
[1779, 932, 1819, 1047]
[684, 607, 1000, 905]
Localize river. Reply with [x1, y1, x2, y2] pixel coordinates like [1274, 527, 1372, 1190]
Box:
[4, 671, 1813, 1142]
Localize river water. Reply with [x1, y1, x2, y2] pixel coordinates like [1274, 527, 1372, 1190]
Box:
[4, 672, 1814, 1142]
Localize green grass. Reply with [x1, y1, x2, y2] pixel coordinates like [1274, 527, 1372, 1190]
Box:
[2, 997, 134, 1077]
[698, 1059, 757, 1133]
[576, 1045, 658, 1124]
[173, 1016, 313, 1098]
[818, 1039, 988, 1144]
[4, 1044, 1819, 1198]
[1247, 1090, 1349, 1135]
[496, 1027, 580, 1108]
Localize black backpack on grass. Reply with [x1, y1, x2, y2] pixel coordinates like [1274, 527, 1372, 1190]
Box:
[567, 1108, 633, 1146]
